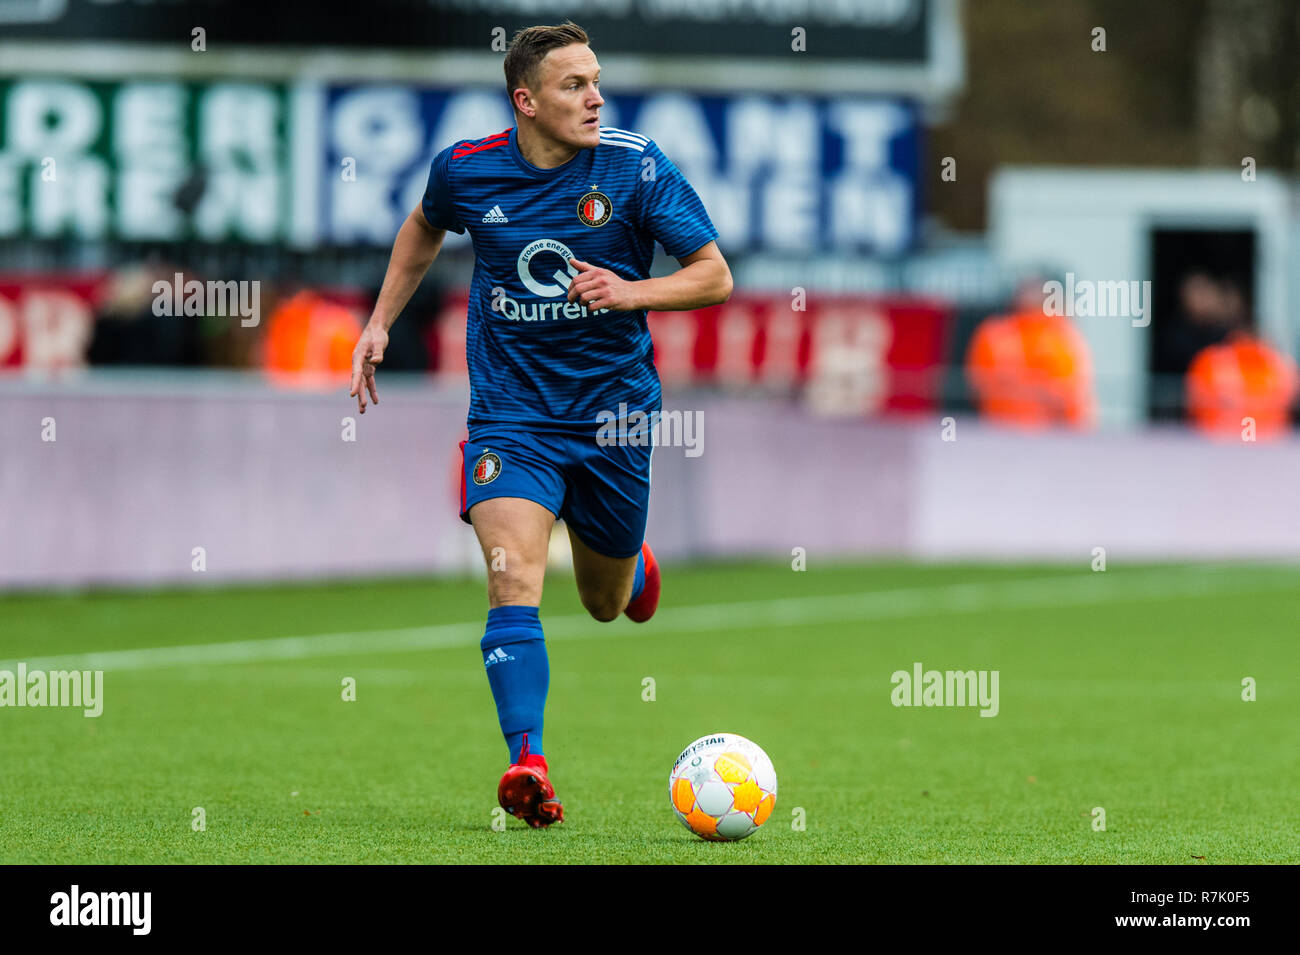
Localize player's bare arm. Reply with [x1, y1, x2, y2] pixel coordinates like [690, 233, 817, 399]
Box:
[349, 204, 447, 414]
[564, 240, 732, 313]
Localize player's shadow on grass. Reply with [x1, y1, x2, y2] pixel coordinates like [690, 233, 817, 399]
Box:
[452, 821, 746, 846]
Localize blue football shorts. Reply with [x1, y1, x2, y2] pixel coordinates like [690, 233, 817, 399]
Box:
[459, 429, 652, 560]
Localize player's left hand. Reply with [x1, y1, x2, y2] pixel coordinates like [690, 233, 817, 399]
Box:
[567, 258, 641, 312]
[349, 321, 388, 415]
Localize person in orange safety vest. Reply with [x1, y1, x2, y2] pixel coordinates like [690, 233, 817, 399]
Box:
[965, 281, 1096, 430]
[262, 288, 363, 388]
[1186, 333, 1298, 439]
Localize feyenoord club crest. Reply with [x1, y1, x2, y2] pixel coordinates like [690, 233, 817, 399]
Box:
[472, 452, 502, 485]
[577, 190, 612, 227]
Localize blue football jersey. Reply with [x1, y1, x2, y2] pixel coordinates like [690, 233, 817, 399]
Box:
[421, 125, 718, 435]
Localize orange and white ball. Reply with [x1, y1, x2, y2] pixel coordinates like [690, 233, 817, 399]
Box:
[669, 733, 778, 841]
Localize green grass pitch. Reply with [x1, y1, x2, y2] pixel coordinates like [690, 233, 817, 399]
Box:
[1, 559, 1297, 864]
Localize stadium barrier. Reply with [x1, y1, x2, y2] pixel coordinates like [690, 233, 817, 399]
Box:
[3, 373, 1299, 590]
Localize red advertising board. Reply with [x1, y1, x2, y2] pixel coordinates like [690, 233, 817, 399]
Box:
[2, 277, 951, 416]
[0, 275, 104, 371]
[433, 292, 951, 416]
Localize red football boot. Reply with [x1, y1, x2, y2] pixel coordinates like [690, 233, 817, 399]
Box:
[623, 542, 661, 623]
[497, 734, 563, 828]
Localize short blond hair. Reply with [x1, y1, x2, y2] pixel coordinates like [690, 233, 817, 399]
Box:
[504, 21, 591, 104]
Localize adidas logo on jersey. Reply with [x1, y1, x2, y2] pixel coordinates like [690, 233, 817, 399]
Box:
[481, 204, 509, 223]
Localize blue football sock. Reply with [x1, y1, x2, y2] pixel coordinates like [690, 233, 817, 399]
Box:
[481, 604, 547, 762]
[629, 548, 647, 603]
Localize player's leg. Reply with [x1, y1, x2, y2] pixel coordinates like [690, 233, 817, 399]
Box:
[459, 437, 566, 826]
[468, 496, 563, 825]
[467, 495, 554, 764]
[561, 436, 661, 623]
[568, 529, 640, 621]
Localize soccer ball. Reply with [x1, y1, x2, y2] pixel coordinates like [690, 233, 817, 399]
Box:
[669, 733, 778, 841]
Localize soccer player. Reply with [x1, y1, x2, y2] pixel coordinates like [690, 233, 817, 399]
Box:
[349, 21, 732, 828]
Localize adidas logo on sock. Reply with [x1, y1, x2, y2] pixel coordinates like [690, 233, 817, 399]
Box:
[484, 647, 516, 667]
[481, 204, 509, 223]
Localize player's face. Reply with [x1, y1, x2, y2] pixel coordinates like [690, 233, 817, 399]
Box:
[531, 44, 604, 150]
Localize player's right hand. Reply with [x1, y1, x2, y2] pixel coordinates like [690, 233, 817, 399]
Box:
[350, 322, 389, 414]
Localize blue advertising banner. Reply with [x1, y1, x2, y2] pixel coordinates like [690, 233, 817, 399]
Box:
[321, 86, 920, 256]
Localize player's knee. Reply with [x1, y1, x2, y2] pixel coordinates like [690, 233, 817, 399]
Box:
[580, 591, 625, 623]
[485, 555, 545, 605]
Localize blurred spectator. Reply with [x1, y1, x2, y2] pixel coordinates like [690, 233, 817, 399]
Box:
[1186, 333, 1298, 439]
[87, 265, 204, 367]
[964, 279, 1096, 429]
[262, 287, 363, 387]
[1163, 270, 1246, 376]
[364, 275, 445, 373]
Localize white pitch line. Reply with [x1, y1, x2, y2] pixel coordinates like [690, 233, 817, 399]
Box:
[4, 564, 1296, 674]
